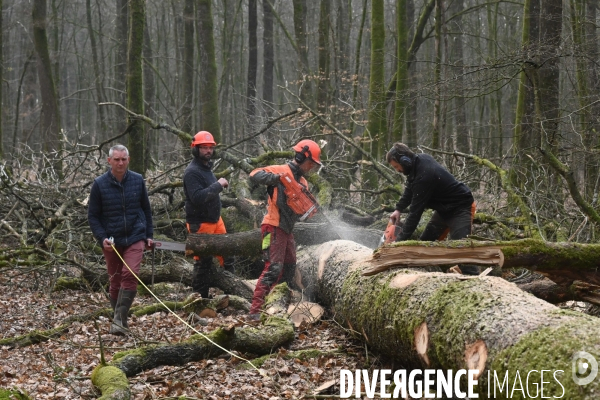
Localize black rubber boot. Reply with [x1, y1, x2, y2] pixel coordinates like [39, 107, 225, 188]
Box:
[110, 297, 117, 312]
[110, 289, 136, 335]
[192, 258, 213, 298]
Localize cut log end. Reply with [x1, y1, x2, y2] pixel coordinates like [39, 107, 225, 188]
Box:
[414, 322, 430, 366]
[465, 340, 487, 379]
[389, 274, 420, 289]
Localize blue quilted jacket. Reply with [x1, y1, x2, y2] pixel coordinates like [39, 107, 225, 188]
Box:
[88, 169, 153, 247]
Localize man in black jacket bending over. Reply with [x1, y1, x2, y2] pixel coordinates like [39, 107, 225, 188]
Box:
[387, 143, 475, 244]
[184, 130, 233, 298]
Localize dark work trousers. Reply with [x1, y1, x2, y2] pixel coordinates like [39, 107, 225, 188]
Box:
[250, 225, 296, 314]
[186, 218, 234, 297]
[419, 202, 476, 241]
[420, 202, 479, 274]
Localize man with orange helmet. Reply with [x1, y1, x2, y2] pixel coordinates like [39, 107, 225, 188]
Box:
[248, 139, 322, 317]
[184, 131, 233, 297]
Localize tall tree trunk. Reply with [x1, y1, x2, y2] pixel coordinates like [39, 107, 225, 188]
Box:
[537, 0, 562, 151]
[449, 0, 468, 153]
[511, 0, 539, 191]
[86, 0, 107, 134]
[487, 3, 503, 159]
[181, 0, 195, 135]
[0, 0, 3, 159]
[246, 0, 257, 119]
[392, 0, 408, 144]
[317, 0, 330, 114]
[584, 0, 600, 200]
[431, 0, 442, 149]
[115, 0, 129, 136]
[351, 0, 368, 129]
[32, 0, 62, 173]
[292, 0, 312, 106]
[143, 21, 156, 162]
[127, 0, 146, 174]
[262, 0, 274, 110]
[514, 0, 539, 152]
[365, 0, 386, 156]
[405, 0, 418, 147]
[197, 0, 221, 141]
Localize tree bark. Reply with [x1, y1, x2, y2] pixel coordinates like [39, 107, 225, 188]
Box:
[262, 0, 274, 108]
[296, 240, 600, 399]
[246, 0, 257, 118]
[127, 0, 146, 174]
[181, 0, 194, 134]
[32, 0, 62, 171]
[197, 0, 221, 140]
[367, 239, 600, 286]
[316, 0, 330, 114]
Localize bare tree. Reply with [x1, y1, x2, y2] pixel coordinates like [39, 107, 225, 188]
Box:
[32, 0, 62, 172]
[127, 0, 146, 174]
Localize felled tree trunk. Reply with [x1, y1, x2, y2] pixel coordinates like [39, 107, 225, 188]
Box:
[517, 278, 600, 306]
[296, 240, 600, 399]
[368, 239, 600, 285]
[186, 222, 343, 258]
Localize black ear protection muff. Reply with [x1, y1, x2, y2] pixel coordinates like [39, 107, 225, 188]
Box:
[294, 145, 310, 164]
[399, 155, 412, 170]
[390, 147, 413, 171]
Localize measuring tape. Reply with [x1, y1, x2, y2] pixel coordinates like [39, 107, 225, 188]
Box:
[107, 238, 261, 373]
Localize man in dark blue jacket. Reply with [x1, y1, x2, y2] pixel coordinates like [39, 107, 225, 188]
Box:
[88, 144, 153, 335]
[184, 131, 232, 298]
[387, 143, 475, 242]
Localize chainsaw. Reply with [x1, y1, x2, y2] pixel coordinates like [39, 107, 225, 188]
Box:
[379, 219, 403, 247]
[280, 172, 318, 221]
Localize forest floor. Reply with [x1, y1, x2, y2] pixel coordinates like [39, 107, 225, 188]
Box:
[0, 264, 384, 400]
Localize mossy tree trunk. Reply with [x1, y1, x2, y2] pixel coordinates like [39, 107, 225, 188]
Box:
[369, 239, 600, 286]
[181, 0, 194, 135]
[292, 0, 313, 107]
[197, 0, 221, 141]
[0, 0, 3, 160]
[246, 0, 257, 118]
[431, 0, 442, 149]
[92, 316, 294, 397]
[296, 240, 600, 399]
[32, 0, 62, 174]
[261, 0, 274, 110]
[114, 0, 129, 136]
[316, 0, 330, 115]
[365, 0, 386, 157]
[86, 0, 107, 134]
[392, 0, 408, 144]
[126, 0, 146, 174]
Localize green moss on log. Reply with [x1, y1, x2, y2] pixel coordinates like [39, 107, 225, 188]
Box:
[0, 388, 31, 400]
[90, 365, 130, 400]
[54, 276, 88, 291]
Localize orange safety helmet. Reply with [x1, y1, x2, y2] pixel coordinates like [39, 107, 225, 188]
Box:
[191, 131, 217, 147]
[293, 139, 322, 165]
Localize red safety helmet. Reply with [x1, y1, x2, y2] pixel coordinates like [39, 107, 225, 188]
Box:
[293, 139, 322, 165]
[191, 131, 217, 147]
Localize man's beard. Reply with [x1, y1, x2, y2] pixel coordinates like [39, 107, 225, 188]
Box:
[198, 153, 212, 163]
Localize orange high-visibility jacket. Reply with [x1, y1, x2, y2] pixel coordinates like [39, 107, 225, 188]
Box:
[249, 163, 309, 233]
